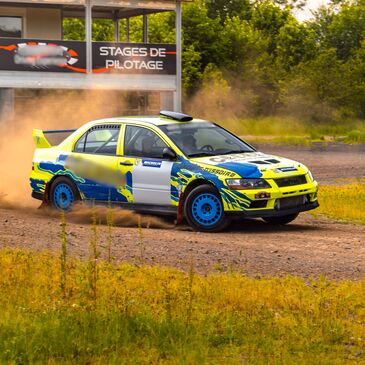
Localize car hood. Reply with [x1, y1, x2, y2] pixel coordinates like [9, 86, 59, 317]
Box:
[191, 152, 308, 179]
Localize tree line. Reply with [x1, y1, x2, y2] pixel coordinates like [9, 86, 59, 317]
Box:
[64, 0, 365, 123]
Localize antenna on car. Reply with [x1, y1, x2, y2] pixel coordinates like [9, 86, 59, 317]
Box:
[160, 110, 193, 122]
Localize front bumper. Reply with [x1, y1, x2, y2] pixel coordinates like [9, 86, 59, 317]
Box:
[227, 200, 319, 219]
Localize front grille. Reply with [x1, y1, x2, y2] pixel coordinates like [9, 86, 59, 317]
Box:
[275, 195, 308, 210]
[275, 175, 307, 187]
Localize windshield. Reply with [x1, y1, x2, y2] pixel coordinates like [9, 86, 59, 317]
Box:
[159, 122, 255, 158]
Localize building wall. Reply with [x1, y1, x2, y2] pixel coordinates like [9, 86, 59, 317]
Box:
[0, 6, 61, 39]
[26, 8, 62, 39]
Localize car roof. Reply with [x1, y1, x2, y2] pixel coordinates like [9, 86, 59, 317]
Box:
[88, 116, 209, 127]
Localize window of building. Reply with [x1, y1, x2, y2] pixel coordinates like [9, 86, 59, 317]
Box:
[124, 125, 168, 159]
[0, 16, 22, 38]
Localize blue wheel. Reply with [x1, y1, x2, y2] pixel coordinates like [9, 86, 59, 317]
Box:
[191, 193, 222, 226]
[184, 185, 229, 232]
[50, 177, 79, 211]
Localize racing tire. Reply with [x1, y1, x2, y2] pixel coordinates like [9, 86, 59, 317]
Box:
[49, 177, 80, 211]
[184, 185, 229, 232]
[262, 213, 299, 225]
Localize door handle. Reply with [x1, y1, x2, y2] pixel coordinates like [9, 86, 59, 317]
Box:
[120, 160, 134, 166]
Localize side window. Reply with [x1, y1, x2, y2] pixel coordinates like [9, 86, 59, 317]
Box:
[74, 133, 86, 153]
[124, 125, 168, 159]
[74, 125, 120, 155]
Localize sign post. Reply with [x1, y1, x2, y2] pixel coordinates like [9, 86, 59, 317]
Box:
[174, 0, 182, 112]
[85, 0, 92, 74]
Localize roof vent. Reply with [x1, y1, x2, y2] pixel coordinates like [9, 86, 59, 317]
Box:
[160, 110, 193, 122]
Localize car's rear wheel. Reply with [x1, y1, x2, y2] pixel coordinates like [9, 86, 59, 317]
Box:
[184, 185, 229, 232]
[262, 213, 299, 225]
[49, 177, 79, 211]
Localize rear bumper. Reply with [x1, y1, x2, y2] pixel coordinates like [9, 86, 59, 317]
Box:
[226, 200, 319, 219]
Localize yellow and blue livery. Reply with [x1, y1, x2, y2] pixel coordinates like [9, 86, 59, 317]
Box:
[30, 111, 319, 232]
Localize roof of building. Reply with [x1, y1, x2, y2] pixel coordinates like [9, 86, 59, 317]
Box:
[0, 0, 177, 10]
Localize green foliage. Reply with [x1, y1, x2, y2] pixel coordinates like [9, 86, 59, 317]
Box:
[345, 130, 365, 144]
[205, 0, 251, 21]
[1, 248, 365, 363]
[63, 18, 85, 41]
[220, 116, 365, 145]
[148, 12, 175, 43]
[62, 0, 365, 124]
[276, 18, 316, 71]
[313, 184, 365, 224]
[182, 44, 203, 93]
[322, 1, 365, 60]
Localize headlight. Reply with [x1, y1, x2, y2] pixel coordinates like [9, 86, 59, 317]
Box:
[307, 170, 314, 182]
[226, 178, 271, 190]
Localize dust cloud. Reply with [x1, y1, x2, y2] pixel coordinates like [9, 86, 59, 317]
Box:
[0, 89, 170, 228]
[40, 203, 173, 229]
[184, 66, 335, 124]
[0, 89, 126, 205]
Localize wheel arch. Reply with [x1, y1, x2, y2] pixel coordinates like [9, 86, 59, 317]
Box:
[181, 180, 228, 232]
[182, 178, 218, 201]
[47, 175, 81, 202]
[177, 179, 219, 221]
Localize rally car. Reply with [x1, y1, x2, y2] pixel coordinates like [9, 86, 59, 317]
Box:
[30, 111, 319, 232]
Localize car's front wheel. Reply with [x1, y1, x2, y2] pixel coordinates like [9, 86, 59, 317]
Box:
[262, 213, 299, 225]
[49, 177, 79, 211]
[184, 185, 229, 232]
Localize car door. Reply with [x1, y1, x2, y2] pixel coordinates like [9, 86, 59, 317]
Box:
[71, 123, 124, 202]
[119, 124, 175, 206]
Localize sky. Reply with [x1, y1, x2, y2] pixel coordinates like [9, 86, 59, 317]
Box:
[293, 0, 330, 21]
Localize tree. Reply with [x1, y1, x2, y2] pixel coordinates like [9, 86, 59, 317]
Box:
[205, 0, 251, 21]
[312, 0, 365, 60]
[276, 18, 316, 71]
[251, 1, 290, 54]
[182, 0, 223, 68]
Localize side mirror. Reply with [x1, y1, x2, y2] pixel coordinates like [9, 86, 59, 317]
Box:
[162, 147, 177, 160]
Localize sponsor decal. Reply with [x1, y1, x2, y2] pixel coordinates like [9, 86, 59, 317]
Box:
[142, 160, 162, 168]
[201, 166, 236, 177]
[276, 167, 298, 173]
[208, 153, 266, 164]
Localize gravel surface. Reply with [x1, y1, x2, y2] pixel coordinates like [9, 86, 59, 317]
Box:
[0, 209, 364, 280]
[1, 145, 364, 280]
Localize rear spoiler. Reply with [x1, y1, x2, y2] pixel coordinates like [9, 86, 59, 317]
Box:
[32, 129, 77, 149]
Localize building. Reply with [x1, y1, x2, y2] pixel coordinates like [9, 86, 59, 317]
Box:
[0, 0, 182, 120]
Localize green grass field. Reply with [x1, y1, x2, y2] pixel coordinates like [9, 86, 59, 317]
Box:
[1, 185, 365, 364]
[221, 117, 365, 144]
[313, 184, 365, 224]
[0, 248, 365, 364]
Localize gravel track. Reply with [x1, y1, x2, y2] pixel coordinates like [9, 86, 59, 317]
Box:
[1, 144, 364, 280]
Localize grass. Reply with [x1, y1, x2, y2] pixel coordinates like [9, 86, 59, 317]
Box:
[0, 248, 365, 364]
[313, 184, 365, 224]
[221, 117, 365, 145]
[1, 185, 365, 363]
